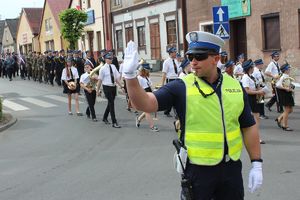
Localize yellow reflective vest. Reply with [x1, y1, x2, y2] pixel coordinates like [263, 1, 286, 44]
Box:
[181, 73, 244, 166]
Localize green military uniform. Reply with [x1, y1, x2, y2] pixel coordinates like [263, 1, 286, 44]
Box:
[26, 53, 32, 80]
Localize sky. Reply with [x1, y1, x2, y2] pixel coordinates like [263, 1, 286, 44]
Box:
[0, 0, 45, 19]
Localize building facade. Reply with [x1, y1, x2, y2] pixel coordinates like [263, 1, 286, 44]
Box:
[70, 0, 105, 58]
[39, 0, 70, 52]
[17, 8, 43, 54]
[185, 0, 300, 77]
[2, 18, 19, 53]
[111, 0, 183, 70]
[0, 20, 5, 53]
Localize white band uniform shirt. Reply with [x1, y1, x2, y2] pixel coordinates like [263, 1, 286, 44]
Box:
[241, 73, 256, 90]
[162, 57, 180, 80]
[265, 61, 280, 77]
[80, 72, 90, 86]
[61, 66, 79, 81]
[137, 75, 152, 90]
[98, 63, 120, 86]
[252, 67, 264, 84]
[233, 63, 243, 76]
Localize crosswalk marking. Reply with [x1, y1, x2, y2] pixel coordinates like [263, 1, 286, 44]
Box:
[44, 95, 84, 104]
[3, 99, 30, 111]
[20, 97, 57, 108]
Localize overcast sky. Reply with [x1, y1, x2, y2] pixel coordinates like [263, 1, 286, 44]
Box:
[0, 0, 44, 19]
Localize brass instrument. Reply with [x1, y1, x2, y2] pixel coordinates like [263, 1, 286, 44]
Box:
[86, 62, 104, 89]
[256, 80, 265, 104]
[282, 77, 295, 90]
[68, 81, 77, 90]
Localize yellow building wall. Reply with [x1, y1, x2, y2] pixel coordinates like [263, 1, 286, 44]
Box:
[39, 1, 69, 52]
[17, 11, 40, 53]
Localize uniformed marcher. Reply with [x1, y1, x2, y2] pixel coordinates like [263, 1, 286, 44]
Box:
[217, 51, 228, 72]
[4, 53, 15, 81]
[234, 53, 245, 81]
[224, 60, 235, 77]
[73, 50, 84, 77]
[161, 46, 180, 117]
[26, 51, 33, 80]
[253, 59, 268, 119]
[80, 64, 98, 122]
[55, 49, 66, 86]
[97, 49, 106, 66]
[85, 50, 96, 69]
[45, 51, 55, 86]
[96, 52, 123, 128]
[264, 51, 283, 113]
[122, 32, 263, 199]
[37, 52, 45, 83]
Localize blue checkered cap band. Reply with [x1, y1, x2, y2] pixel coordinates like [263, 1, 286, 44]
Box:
[186, 31, 225, 53]
[254, 59, 263, 65]
[224, 60, 234, 68]
[280, 63, 290, 72]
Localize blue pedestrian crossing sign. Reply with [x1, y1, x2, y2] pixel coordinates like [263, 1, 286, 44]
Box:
[213, 6, 230, 39]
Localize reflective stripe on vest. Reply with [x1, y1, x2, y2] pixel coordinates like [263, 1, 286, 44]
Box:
[182, 73, 244, 166]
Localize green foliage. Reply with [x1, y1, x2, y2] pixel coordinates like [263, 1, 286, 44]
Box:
[59, 8, 88, 50]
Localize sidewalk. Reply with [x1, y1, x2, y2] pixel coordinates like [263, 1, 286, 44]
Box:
[149, 71, 300, 106]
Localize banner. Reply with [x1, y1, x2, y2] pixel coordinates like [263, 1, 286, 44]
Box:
[221, 0, 251, 19]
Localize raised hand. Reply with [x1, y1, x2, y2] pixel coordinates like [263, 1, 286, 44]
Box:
[122, 41, 139, 79]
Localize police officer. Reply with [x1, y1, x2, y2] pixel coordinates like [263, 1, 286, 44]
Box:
[264, 51, 283, 113]
[96, 52, 123, 128]
[122, 32, 263, 199]
[161, 47, 180, 117]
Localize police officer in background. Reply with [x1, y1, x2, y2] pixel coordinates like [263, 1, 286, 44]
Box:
[161, 47, 180, 117]
[264, 51, 283, 113]
[96, 52, 123, 128]
[122, 31, 263, 199]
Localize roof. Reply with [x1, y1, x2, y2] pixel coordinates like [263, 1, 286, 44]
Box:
[5, 18, 19, 40]
[23, 8, 43, 35]
[47, 0, 71, 28]
[0, 20, 5, 43]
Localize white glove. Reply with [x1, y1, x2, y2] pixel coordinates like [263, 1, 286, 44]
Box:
[248, 161, 263, 193]
[123, 40, 139, 79]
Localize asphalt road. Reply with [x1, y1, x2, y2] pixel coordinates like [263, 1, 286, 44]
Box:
[1, 77, 300, 200]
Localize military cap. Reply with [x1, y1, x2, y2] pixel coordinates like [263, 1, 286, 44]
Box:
[99, 49, 107, 53]
[220, 51, 228, 57]
[59, 49, 65, 53]
[176, 53, 181, 58]
[167, 47, 177, 53]
[73, 50, 79, 54]
[179, 58, 190, 69]
[237, 53, 245, 59]
[271, 51, 280, 57]
[254, 59, 264, 66]
[53, 51, 58, 54]
[224, 60, 235, 68]
[280, 63, 290, 72]
[67, 57, 73, 62]
[242, 59, 254, 72]
[44, 50, 48, 54]
[67, 50, 73, 54]
[104, 52, 113, 60]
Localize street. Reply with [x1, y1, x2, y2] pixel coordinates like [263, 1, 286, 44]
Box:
[1, 77, 300, 200]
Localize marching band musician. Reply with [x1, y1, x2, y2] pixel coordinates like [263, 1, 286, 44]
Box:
[135, 62, 159, 132]
[233, 53, 245, 81]
[80, 64, 98, 122]
[252, 59, 268, 119]
[265, 51, 283, 113]
[224, 60, 235, 78]
[241, 59, 265, 144]
[96, 52, 123, 128]
[217, 51, 228, 72]
[275, 63, 295, 131]
[61, 57, 83, 116]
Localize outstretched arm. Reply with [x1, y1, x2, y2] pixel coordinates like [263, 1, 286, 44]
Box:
[122, 41, 158, 113]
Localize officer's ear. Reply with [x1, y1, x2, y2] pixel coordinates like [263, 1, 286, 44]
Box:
[212, 54, 220, 65]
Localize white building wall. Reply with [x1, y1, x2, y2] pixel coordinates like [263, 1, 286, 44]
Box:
[112, 0, 182, 63]
[71, 0, 105, 54]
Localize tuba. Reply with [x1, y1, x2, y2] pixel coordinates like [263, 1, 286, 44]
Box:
[282, 77, 295, 90]
[85, 62, 104, 89]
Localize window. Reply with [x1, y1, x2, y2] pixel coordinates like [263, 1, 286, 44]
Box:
[125, 27, 134, 44]
[45, 40, 55, 51]
[137, 26, 146, 48]
[97, 31, 102, 51]
[199, 21, 213, 34]
[87, 0, 91, 8]
[116, 30, 123, 50]
[166, 20, 177, 47]
[262, 13, 281, 50]
[113, 0, 121, 6]
[45, 18, 53, 33]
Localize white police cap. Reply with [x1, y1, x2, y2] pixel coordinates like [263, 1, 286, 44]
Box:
[186, 31, 225, 54]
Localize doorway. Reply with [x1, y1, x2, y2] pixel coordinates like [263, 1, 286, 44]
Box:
[229, 18, 247, 61]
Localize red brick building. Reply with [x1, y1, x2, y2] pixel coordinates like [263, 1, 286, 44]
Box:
[183, 0, 300, 79]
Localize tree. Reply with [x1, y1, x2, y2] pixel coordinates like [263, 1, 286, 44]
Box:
[59, 8, 87, 50]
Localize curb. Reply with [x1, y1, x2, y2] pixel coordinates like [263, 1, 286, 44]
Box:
[0, 113, 17, 132]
